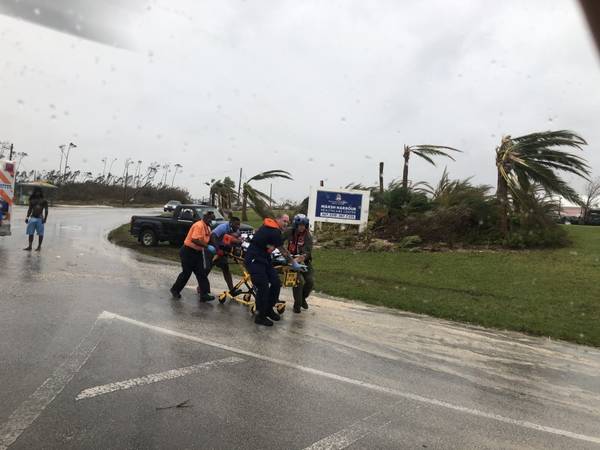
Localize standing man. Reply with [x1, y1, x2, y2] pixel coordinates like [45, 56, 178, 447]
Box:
[284, 214, 314, 313]
[171, 211, 217, 301]
[209, 216, 243, 297]
[24, 187, 48, 251]
[244, 214, 302, 326]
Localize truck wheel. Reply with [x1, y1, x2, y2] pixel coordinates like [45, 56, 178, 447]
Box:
[140, 229, 158, 247]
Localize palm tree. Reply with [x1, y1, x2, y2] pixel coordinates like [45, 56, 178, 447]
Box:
[495, 130, 590, 236]
[241, 170, 292, 220]
[402, 144, 460, 189]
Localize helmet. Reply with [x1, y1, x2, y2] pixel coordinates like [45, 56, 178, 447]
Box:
[293, 214, 309, 228]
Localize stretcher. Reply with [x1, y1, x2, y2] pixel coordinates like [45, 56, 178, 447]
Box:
[216, 239, 301, 315]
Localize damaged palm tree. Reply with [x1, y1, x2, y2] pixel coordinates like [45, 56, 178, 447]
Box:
[402, 144, 461, 189]
[495, 130, 590, 237]
[241, 170, 293, 220]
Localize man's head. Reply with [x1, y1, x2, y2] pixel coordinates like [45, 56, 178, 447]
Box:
[276, 214, 290, 229]
[31, 187, 43, 198]
[202, 211, 216, 224]
[229, 216, 241, 232]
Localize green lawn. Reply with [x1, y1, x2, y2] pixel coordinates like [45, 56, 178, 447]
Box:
[109, 224, 600, 347]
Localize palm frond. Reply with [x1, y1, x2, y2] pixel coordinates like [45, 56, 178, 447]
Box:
[411, 151, 437, 166]
[247, 170, 293, 183]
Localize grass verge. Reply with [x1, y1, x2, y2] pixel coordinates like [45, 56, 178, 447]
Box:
[108, 223, 600, 347]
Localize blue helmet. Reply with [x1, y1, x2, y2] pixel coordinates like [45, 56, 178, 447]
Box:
[293, 214, 309, 228]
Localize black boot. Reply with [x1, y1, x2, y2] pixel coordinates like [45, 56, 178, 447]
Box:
[265, 309, 281, 321]
[254, 315, 274, 327]
[301, 299, 309, 310]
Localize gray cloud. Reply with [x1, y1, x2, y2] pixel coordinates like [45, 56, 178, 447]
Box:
[1, 0, 599, 201]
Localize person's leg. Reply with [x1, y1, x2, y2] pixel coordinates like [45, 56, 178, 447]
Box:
[171, 247, 194, 297]
[292, 277, 304, 313]
[35, 221, 45, 250]
[247, 261, 272, 326]
[263, 265, 282, 321]
[24, 235, 34, 251]
[24, 219, 35, 250]
[301, 265, 314, 309]
[195, 250, 213, 300]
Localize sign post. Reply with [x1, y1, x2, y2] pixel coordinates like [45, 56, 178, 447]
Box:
[307, 187, 370, 232]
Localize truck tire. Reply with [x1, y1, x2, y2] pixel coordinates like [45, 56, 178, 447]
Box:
[140, 228, 158, 247]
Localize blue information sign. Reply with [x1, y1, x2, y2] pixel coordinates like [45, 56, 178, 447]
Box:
[315, 191, 362, 221]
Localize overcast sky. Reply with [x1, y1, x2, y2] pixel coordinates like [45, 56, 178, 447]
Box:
[1, 0, 599, 201]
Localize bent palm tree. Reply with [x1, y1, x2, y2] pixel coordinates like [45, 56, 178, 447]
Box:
[402, 145, 461, 189]
[495, 130, 590, 236]
[242, 170, 293, 220]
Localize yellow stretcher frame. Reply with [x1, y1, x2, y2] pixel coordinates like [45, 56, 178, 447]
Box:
[216, 251, 299, 315]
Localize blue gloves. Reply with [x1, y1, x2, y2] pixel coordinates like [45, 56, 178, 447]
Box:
[206, 245, 217, 254]
[291, 261, 307, 272]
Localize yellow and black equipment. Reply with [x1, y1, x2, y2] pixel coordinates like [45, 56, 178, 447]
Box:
[216, 247, 299, 315]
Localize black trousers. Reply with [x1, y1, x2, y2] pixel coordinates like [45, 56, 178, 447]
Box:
[172, 246, 211, 295]
[246, 257, 281, 316]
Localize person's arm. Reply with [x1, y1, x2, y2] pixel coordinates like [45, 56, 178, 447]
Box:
[302, 233, 313, 261]
[25, 203, 32, 222]
[42, 201, 49, 224]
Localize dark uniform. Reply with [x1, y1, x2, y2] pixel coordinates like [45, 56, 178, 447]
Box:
[245, 218, 283, 324]
[283, 227, 314, 312]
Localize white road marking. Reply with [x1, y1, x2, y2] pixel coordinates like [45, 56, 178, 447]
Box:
[102, 311, 600, 446]
[0, 314, 110, 450]
[303, 410, 392, 450]
[76, 356, 245, 400]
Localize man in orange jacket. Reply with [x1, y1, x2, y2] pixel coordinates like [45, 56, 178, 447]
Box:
[171, 211, 217, 302]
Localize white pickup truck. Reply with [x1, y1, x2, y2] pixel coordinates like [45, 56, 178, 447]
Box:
[0, 159, 16, 237]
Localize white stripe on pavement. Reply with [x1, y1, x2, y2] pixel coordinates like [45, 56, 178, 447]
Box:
[0, 313, 111, 450]
[303, 411, 392, 450]
[76, 356, 245, 400]
[102, 311, 600, 446]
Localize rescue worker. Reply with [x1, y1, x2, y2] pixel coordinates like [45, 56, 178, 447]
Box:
[245, 213, 303, 326]
[171, 211, 216, 301]
[24, 187, 49, 251]
[284, 214, 314, 313]
[209, 216, 243, 297]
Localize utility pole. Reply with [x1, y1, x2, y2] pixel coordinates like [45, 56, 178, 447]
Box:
[107, 158, 117, 184]
[269, 183, 273, 208]
[101, 157, 108, 177]
[9, 143, 14, 160]
[237, 167, 242, 205]
[379, 162, 384, 194]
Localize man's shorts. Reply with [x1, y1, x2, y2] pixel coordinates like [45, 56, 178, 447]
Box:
[26, 217, 44, 236]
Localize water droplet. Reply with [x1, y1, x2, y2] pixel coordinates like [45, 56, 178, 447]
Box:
[33, 8, 40, 15]
[75, 23, 82, 32]
[50, 114, 57, 120]
[329, 163, 335, 167]
[340, 116, 347, 121]
[49, 104, 55, 109]
[156, 134, 162, 140]
[63, 111, 69, 116]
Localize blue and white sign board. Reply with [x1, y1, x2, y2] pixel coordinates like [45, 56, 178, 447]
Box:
[307, 187, 370, 232]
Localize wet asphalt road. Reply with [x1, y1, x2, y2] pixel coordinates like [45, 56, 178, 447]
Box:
[1, 206, 600, 450]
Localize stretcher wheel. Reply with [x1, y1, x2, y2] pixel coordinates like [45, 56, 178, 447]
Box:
[250, 304, 256, 315]
[276, 303, 286, 314]
[243, 294, 252, 302]
[218, 293, 227, 304]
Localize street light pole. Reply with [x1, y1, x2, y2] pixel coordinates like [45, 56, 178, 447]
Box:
[101, 157, 108, 177]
